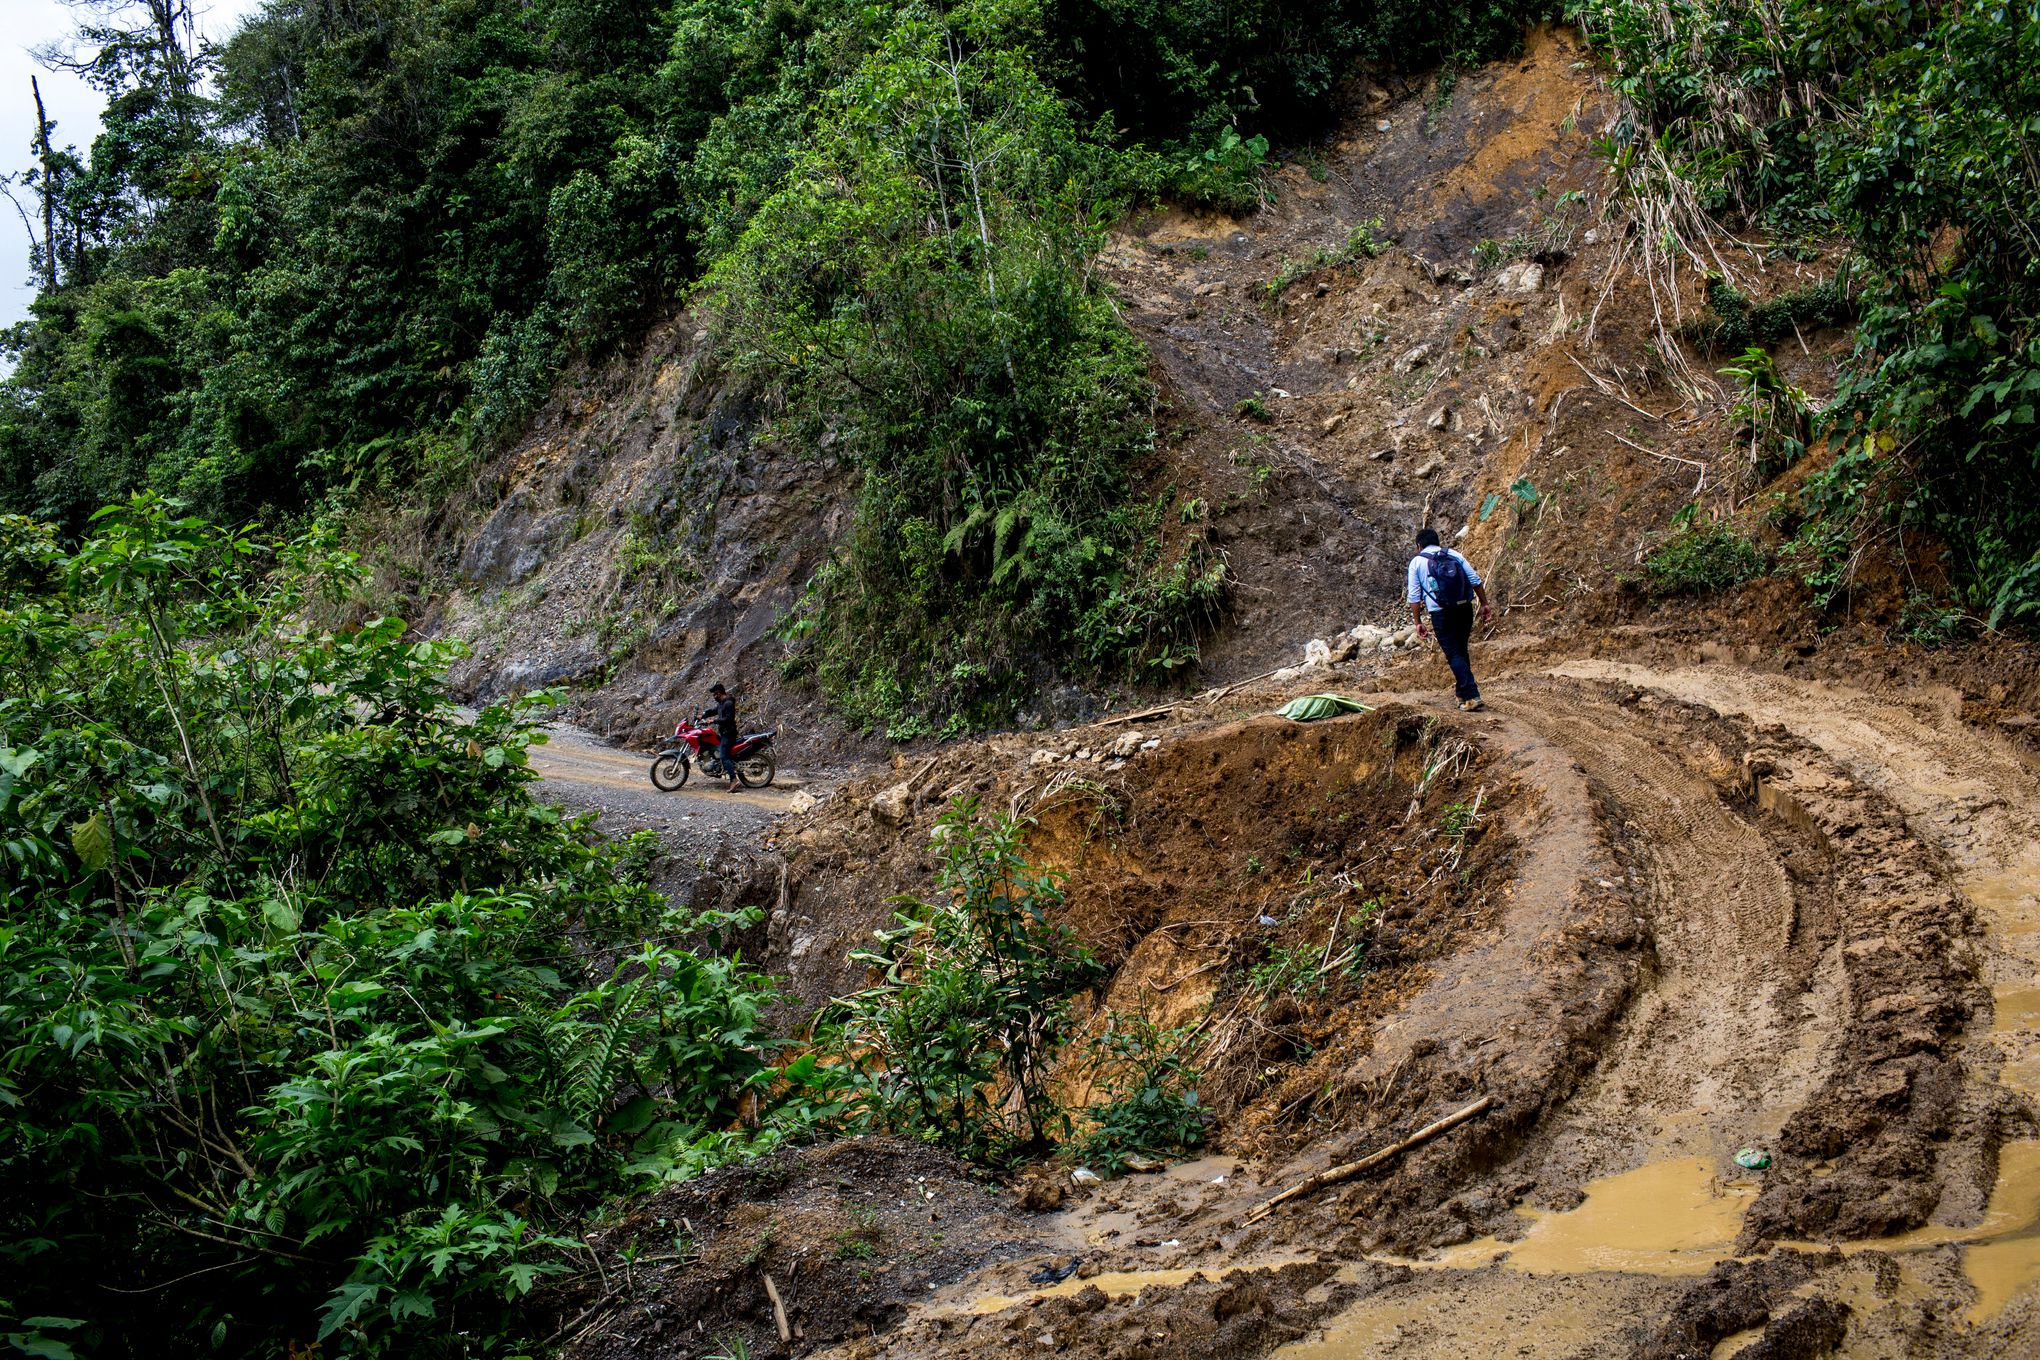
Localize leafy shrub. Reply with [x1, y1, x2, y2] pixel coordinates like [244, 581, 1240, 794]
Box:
[1687, 273, 1859, 356]
[825, 800, 1105, 1163]
[1891, 595, 1968, 648]
[1173, 126, 1273, 211]
[1063, 1016, 1205, 1175]
[1644, 524, 1765, 596]
[1719, 345, 1812, 484]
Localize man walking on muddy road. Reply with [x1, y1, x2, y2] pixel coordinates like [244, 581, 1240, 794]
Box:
[1407, 527, 1492, 712]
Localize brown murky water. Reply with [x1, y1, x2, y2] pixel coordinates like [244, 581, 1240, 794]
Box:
[1794, 1139, 2040, 1323]
[1407, 1156, 1756, 1277]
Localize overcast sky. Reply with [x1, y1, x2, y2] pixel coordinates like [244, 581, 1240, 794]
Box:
[1, 0, 265, 331]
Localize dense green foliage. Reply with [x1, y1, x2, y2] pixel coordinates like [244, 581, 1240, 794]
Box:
[0, 496, 1206, 1353]
[1579, 0, 2040, 625]
[0, 501, 793, 1356]
[1, 0, 1552, 730]
[1043, 1, 1554, 147]
[719, 9, 1231, 733]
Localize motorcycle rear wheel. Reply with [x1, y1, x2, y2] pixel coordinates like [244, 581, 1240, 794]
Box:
[650, 752, 690, 790]
[735, 750, 776, 788]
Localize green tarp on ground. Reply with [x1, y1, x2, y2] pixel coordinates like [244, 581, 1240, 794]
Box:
[1277, 694, 1373, 722]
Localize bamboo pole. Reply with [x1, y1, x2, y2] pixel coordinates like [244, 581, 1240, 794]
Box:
[1240, 1094, 1495, 1225]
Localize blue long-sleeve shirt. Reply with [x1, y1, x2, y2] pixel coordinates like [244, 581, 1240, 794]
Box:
[1405, 548, 1483, 611]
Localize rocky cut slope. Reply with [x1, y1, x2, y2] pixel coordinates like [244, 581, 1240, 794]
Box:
[421, 24, 1862, 759]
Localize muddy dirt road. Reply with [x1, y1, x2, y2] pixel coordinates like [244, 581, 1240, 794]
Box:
[524, 723, 814, 905]
[526, 722, 806, 816]
[749, 655, 2040, 1360]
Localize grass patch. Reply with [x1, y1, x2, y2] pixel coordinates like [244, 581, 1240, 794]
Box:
[1645, 524, 1766, 596]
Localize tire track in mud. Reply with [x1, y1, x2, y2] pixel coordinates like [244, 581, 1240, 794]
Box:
[1269, 666, 2027, 1358]
[1549, 662, 2040, 1135]
[1488, 679, 1845, 1183]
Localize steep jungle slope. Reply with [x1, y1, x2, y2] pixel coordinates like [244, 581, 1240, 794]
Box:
[427, 22, 1970, 754]
[469, 23, 2040, 1360]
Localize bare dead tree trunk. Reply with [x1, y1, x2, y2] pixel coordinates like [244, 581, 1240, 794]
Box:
[31, 75, 57, 290]
[148, 0, 197, 124]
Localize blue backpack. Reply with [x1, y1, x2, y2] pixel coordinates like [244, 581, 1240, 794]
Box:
[1423, 547, 1475, 607]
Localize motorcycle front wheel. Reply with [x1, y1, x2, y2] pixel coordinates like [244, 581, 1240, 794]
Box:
[735, 750, 777, 788]
[650, 752, 690, 790]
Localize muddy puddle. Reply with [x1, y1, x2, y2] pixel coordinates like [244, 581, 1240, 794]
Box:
[1277, 1135, 2040, 1354]
[1402, 1155, 1756, 1277]
[1772, 1138, 2040, 1323]
[963, 1267, 1233, 1316]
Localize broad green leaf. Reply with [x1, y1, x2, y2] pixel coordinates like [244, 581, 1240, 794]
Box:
[69, 811, 113, 872]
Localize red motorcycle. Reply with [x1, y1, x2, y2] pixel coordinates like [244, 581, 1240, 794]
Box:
[650, 713, 777, 790]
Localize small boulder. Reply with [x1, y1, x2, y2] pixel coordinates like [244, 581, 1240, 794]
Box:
[1109, 730, 1146, 759]
[1014, 1174, 1066, 1211]
[1348, 624, 1392, 650]
[1303, 638, 1333, 668]
[1414, 456, 1444, 479]
[1497, 261, 1545, 293]
[870, 782, 914, 826]
[1393, 342, 1434, 374]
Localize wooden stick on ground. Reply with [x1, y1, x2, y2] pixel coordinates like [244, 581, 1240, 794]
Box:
[1240, 1095, 1495, 1226]
[1204, 667, 1285, 704]
[763, 1273, 792, 1344]
[1098, 703, 1175, 727]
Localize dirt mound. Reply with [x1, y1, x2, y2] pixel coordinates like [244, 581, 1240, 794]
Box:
[551, 1137, 1038, 1359]
[841, 1260, 1394, 1360]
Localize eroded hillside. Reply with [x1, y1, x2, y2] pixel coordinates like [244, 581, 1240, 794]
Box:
[424, 25, 2040, 1360]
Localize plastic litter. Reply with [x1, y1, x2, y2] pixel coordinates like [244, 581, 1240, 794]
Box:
[1028, 1257, 1083, 1284]
[1277, 694, 1373, 723]
[1069, 1167, 1102, 1185]
[1734, 1147, 1771, 1170]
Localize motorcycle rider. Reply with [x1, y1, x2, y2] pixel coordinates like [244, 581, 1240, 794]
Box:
[707, 683, 742, 792]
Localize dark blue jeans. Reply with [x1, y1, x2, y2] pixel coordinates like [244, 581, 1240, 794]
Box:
[1429, 604, 1480, 702]
[716, 725, 741, 778]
